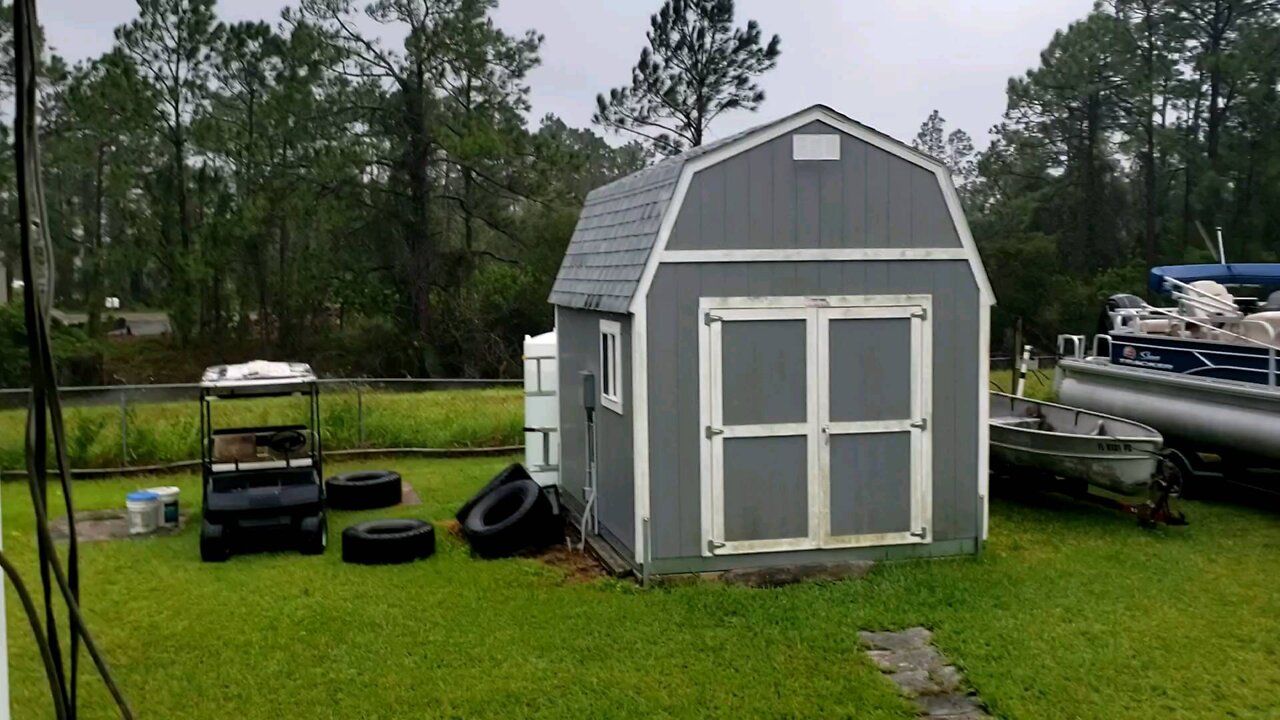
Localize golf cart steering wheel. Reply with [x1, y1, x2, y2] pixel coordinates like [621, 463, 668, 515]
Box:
[267, 429, 307, 455]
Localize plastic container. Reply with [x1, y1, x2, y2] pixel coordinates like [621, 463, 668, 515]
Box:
[523, 330, 559, 488]
[126, 491, 160, 535]
[146, 486, 180, 528]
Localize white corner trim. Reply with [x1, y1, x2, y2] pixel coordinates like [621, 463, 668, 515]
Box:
[631, 303, 649, 564]
[599, 319, 623, 415]
[978, 303, 991, 542]
[661, 248, 970, 263]
[626, 105, 996, 316]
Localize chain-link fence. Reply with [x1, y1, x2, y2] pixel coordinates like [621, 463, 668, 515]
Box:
[0, 378, 523, 474]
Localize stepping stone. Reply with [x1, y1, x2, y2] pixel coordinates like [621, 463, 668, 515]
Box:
[858, 627, 991, 719]
[400, 481, 422, 506]
[916, 693, 986, 718]
[859, 627, 933, 652]
[867, 646, 946, 674]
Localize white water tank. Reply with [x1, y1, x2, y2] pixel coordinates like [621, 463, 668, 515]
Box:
[523, 330, 559, 487]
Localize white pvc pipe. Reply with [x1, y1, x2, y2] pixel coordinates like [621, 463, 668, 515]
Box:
[1015, 344, 1031, 397]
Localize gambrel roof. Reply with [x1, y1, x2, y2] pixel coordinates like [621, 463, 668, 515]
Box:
[548, 104, 992, 314]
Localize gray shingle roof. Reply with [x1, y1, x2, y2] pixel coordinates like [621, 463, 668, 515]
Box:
[547, 105, 943, 313]
[547, 122, 768, 313]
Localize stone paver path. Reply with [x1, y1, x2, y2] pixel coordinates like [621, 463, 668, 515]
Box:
[859, 627, 991, 719]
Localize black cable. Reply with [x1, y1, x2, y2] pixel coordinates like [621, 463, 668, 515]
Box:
[9, 0, 134, 716]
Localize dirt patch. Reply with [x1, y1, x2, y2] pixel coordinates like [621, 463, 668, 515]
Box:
[534, 541, 610, 584]
[447, 518, 607, 582]
[49, 509, 190, 542]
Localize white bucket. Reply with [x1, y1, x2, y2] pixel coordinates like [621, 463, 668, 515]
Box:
[146, 486, 181, 528]
[126, 491, 161, 535]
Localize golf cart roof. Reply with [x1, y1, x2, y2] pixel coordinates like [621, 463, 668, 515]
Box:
[200, 360, 317, 397]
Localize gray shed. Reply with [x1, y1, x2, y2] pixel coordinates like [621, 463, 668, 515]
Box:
[549, 104, 995, 575]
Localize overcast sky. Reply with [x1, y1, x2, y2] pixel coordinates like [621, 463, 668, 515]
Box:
[39, 0, 1093, 147]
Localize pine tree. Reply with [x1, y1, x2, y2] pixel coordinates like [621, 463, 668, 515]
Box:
[593, 0, 780, 155]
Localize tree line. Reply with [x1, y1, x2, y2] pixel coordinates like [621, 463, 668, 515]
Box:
[3, 0, 1279, 381]
[962, 0, 1280, 349]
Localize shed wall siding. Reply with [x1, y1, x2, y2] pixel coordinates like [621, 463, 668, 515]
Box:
[667, 121, 961, 252]
[556, 307, 634, 555]
[644, 261, 980, 562]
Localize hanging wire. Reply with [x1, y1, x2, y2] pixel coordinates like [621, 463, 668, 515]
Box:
[8, 0, 135, 716]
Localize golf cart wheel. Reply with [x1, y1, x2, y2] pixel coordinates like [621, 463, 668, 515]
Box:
[326, 470, 402, 510]
[341, 519, 435, 565]
[200, 520, 230, 563]
[462, 479, 557, 559]
[299, 513, 328, 556]
[455, 463, 531, 523]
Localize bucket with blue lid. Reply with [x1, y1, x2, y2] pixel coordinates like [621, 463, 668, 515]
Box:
[126, 491, 161, 535]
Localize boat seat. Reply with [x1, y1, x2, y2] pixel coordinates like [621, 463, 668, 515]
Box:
[1183, 280, 1237, 318]
[1241, 312, 1280, 345]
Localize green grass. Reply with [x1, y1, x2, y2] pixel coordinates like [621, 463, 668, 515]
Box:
[0, 389, 523, 470]
[989, 367, 1056, 401]
[5, 458, 1280, 719]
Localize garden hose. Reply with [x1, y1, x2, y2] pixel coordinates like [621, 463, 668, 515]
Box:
[6, 0, 135, 716]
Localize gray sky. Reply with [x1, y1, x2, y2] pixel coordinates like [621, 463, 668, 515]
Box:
[40, 0, 1094, 147]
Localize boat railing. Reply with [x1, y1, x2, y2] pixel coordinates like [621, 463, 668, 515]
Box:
[1103, 304, 1279, 387]
[1161, 275, 1241, 317]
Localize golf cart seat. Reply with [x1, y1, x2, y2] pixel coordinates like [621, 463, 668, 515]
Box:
[205, 467, 323, 516]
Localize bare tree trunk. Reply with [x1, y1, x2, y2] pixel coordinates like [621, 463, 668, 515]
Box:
[87, 144, 106, 336]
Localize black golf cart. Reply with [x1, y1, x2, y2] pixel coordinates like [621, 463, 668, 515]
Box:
[199, 361, 326, 562]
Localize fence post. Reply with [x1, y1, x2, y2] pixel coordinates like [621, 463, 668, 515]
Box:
[356, 382, 365, 448]
[119, 389, 129, 466]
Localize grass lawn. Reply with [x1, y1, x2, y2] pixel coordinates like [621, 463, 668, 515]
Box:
[5, 457, 1280, 719]
[0, 389, 523, 471]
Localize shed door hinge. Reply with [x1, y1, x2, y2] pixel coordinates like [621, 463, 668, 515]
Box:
[703, 312, 722, 326]
[705, 425, 724, 439]
[910, 526, 929, 540]
[911, 418, 928, 430]
[911, 307, 928, 319]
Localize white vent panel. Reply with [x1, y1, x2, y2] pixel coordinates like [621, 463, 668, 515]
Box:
[792, 134, 841, 161]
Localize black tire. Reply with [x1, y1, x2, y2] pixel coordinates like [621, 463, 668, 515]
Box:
[463, 479, 557, 559]
[299, 513, 328, 556]
[326, 470, 402, 510]
[200, 520, 230, 563]
[455, 463, 531, 523]
[342, 519, 436, 565]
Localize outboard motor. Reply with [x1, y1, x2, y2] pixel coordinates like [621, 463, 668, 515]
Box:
[1096, 293, 1145, 336]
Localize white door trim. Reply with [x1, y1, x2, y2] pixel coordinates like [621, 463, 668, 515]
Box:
[699, 295, 933, 556]
[702, 304, 817, 555]
[818, 303, 932, 549]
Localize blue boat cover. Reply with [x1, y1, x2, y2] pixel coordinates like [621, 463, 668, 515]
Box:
[1149, 263, 1280, 294]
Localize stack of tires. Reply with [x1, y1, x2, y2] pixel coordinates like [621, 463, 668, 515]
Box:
[458, 464, 560, 558]
[325, 470, 436, 565]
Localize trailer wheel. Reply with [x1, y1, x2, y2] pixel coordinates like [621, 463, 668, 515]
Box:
[462, 479, 557, 559]
[326, 470, 402, 510]
[455, 463, 531, 523]
[200, 520, 230, 563]
[299, 513, 328, 555]
[341, 519, 436, 565]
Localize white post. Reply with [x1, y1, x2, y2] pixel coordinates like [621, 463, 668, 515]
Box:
[1015, 344, 1032, 397]
[1216, 226, 1226, 265]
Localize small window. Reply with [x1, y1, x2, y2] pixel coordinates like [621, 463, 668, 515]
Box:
[599, 319, 623, 414]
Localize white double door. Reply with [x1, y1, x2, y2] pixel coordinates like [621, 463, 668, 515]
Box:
[700, 297, 932, 556]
